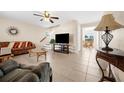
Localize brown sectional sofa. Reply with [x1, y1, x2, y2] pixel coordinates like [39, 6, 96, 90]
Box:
[0, 41, 36, 55]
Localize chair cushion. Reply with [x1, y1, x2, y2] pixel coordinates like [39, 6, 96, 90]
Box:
[0, 60, 20, 74]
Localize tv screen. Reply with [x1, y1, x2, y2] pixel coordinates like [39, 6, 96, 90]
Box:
[55, 33, 69, 43]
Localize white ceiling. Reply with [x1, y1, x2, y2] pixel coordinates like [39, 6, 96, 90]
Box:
[0, 11, 103, 28]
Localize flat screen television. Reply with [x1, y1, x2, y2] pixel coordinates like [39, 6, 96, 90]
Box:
[55, 33, 69, 43]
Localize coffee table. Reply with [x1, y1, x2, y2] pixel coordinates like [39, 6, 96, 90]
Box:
[28, 49, 47, 62]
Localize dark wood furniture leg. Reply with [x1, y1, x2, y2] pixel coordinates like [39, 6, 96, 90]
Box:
[50, 74, 52, 82]
[96, 48, 124, 82]
[96, 56, 116, 82]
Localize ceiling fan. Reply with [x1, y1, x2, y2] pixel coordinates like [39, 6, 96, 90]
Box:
[33, 11, 59, 23]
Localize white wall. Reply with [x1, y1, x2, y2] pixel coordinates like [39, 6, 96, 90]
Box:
[109, 12, 124, 81]
[77, 23, 82, 52]
[0, 17, 48, 47]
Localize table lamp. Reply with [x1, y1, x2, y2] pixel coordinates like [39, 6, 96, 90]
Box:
[95, 14, 124, 51]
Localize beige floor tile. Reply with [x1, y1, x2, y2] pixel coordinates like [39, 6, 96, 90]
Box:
[14, 48, 101, 82]
[87, 66, 102, 77]
[85, 74, 100, 82]
[67, 71, 86, 82]
[89, 61, 99, 69]
[53, 72, 74, 82]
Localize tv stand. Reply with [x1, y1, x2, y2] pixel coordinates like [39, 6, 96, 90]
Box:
[53, 43, 69, 54]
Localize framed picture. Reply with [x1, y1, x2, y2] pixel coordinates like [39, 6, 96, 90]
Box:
[8, 26, 18, 35]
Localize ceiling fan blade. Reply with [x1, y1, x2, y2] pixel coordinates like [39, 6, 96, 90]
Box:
[50, 17, 59, 19]
[33, 14, 44, 17]
[40, 19, 43, 21]
[49, 19, 54, 23]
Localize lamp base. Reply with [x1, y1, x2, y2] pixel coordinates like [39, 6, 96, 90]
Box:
[102, 47, 113, 51]
[101, 27, 114, 52]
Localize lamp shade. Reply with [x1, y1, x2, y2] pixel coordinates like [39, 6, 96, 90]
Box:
[95, 14, 124, 31]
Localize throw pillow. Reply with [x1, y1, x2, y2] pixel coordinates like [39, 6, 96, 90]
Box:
[0, 60, 19, 74]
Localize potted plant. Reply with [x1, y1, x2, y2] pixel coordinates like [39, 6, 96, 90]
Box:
[49, 39, 55, 49]
[50, 39, 55, 44]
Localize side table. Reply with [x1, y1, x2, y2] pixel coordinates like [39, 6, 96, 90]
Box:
[96, 48, 124, 82]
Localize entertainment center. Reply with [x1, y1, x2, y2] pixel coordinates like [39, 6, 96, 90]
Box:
[53, 33, 70, 54]
[53, 43, 69, 54]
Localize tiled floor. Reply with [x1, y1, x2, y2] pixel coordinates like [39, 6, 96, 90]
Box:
[14, 48, 102, 82]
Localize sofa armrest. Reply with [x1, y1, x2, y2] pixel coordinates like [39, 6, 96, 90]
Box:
[31, 63, 48, 75]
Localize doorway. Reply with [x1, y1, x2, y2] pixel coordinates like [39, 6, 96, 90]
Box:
[82, 26, 99, 50]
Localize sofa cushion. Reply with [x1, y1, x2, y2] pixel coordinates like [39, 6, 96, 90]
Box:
[18, 73, 40, 82]
[0, 68, 31, 82]
[0, 60, 20, 74]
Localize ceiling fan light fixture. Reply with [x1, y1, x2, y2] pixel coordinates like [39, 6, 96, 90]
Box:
[33, 11, 59, 23]
[44, 11, 49, 18]
[44, 17, 49, 21]
[44, 11, 50, 21]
